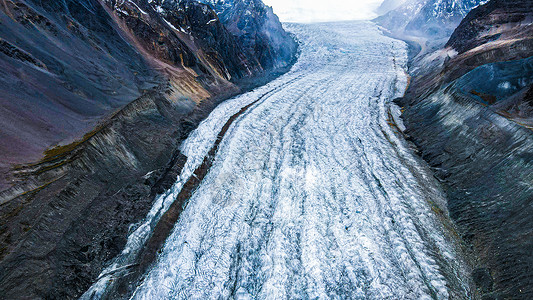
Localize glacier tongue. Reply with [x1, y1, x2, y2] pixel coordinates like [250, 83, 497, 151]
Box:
[131, 21, 470, 299]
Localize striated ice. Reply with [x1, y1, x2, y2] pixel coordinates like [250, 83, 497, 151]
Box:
[128, 21, 471, 299]
[83, 21, 471, 300]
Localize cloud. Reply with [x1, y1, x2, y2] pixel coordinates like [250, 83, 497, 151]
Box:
[262, 0, 384, 23]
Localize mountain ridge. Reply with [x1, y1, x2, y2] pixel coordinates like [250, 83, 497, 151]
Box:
[396, 0, 533, 298]
[375, 0, 488, 52]
[0, 1, 297, 298]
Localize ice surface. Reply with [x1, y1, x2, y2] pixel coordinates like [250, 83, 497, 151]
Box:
[84, 21, 470, 299]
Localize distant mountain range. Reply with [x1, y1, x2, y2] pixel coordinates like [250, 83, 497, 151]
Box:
[375, 0, 488, 41]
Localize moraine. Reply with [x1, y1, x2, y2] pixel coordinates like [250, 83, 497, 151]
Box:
[83, 21, 471, 299]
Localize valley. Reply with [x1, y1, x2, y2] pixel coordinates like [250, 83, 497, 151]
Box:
[84, 22, 474, 299]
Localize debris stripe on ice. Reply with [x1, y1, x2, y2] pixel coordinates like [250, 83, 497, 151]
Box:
[128, 22, 470, 299]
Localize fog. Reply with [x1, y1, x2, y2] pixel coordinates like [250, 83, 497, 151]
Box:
[262, 0, 385, 23]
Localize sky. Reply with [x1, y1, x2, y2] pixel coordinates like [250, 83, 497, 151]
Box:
[262, 0, 385, 23]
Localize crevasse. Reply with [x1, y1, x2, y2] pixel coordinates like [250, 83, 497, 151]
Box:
[84, 21, 471, 300]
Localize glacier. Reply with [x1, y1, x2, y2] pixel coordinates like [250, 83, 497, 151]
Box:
[84, 21, 472, 299]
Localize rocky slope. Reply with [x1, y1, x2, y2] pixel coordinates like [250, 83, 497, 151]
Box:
[396, 0, 533, 298]
[0, 0, 296, 299]
[198, 0, 296, 70]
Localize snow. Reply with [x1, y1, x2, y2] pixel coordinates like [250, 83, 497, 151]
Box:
[420, 47, 459, 67]
[163, 18, 187, 33]
[499, 81, 511, 90]
[128, 0, 148, 15]
[163, 18, 179, 31]
[123, 21, 470, 299]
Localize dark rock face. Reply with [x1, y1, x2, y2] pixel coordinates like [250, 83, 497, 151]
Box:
[0, 0, 296, 299]
[455, 57, 533, 122]
[407, 0, 533, 120]
[397, 0, 533, 298]
[198, 0, 297, 70]
[107, 0, 262, 79]
[446, 0, 533, 54]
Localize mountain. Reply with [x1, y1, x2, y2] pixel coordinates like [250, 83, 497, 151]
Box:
[0, 0, 296, 299]
[375, 0, 488, 42]
[444, 0, 533, 121]
[197, 0, 296, 69]
[446, 0, 533, 56]
[0, 0, 297, 191]
[0, 0, 241, 189]
[396, 0, 533, 298]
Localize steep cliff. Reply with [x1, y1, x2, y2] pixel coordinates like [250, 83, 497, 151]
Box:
[198, 0, 296, 70]
[397, 0, 533, 298]
[0, 0, 296, 299]
[0, 0, 248, 188]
